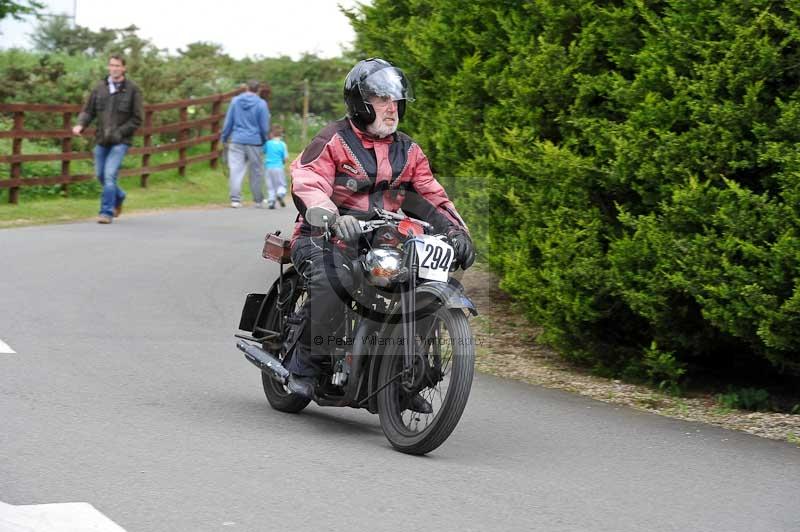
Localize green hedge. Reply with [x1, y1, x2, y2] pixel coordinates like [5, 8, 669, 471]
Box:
[348, 0, 800, 378]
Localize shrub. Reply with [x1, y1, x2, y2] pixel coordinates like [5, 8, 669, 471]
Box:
[716, 388, 772, 412]
[350, 0, 800, 379]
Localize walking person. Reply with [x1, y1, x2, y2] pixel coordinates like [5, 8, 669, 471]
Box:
[221, 80, 270, 208]
[263, 126, 288, 208]
[72, 53, 143, 224]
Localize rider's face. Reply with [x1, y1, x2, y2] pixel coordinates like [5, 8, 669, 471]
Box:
[367, 96, 399, 138]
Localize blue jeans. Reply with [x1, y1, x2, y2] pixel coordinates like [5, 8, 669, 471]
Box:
[94, 144, 129, 217]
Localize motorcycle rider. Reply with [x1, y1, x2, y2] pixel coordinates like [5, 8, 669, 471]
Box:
[287, 58, 476, 410]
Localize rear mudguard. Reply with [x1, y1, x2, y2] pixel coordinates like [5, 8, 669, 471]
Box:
[238, 266, 301, 345]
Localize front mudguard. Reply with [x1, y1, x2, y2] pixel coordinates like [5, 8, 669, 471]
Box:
[415, 278, 478, 317]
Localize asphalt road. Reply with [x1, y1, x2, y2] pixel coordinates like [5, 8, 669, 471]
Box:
[1, 207, 798, 532]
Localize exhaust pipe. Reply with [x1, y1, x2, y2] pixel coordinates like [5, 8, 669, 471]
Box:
[236, 340, 290, 385]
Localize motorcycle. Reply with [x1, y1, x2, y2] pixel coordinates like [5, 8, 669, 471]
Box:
[234, 206, 477, 455]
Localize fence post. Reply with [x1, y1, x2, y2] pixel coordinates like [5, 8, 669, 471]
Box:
[179, 105, 188, 177]
[9, 112, 24, 204]
[141, 110, 153, 187]
[61, 112, 72, 197]
[210, 99, 222, 170]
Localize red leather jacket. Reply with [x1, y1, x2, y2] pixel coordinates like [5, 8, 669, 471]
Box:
[290, 119, 467, 245]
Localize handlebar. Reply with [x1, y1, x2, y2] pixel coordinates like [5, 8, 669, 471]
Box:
[357, 208, 433, 233]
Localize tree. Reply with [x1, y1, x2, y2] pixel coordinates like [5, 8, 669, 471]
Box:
[0, 0, 42, 21]
[177, 42, 228, 61]
[349, 0, 800, 379]
[30, 15, 117, 55]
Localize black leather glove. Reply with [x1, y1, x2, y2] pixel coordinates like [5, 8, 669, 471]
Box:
[333, 215, 363, 244]
[448, 229, 475, 270]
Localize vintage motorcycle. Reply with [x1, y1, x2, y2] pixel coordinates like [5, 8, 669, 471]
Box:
[235, 206, 476, 455]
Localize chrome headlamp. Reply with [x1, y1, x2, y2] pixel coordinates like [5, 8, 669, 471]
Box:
[363, 248, 404, 287]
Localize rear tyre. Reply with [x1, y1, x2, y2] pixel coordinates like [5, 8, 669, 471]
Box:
[377, 307, 474, 455]
[261, 269, 311, 413]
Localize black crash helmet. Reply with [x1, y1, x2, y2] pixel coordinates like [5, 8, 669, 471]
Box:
[343, 58, 413, 131]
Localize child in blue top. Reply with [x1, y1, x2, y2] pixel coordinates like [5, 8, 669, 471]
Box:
[263, 127, 289, 208]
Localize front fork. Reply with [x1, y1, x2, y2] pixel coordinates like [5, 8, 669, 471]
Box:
[400, 240, 419, 389]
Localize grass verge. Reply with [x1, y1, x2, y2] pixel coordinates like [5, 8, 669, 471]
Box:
[0, 161, 279, 228]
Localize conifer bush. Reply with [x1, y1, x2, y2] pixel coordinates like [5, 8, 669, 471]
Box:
[349, 0, 800, 377]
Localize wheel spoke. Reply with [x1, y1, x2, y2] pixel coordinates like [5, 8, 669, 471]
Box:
[391, 310, 462, 433]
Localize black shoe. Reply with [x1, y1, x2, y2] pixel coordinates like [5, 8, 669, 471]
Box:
[287, 374, 315, 399]
[408, 393, 433, 414]
[277, 195, 286, 207]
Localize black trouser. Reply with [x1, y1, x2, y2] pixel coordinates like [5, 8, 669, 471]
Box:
[286, 236, 358, 377]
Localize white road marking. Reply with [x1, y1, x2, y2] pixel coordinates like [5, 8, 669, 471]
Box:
[0, 501, 126, 531]
[0, 339, 15, 354]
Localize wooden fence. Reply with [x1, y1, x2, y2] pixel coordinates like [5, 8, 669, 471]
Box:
[0, 88, 245, 204]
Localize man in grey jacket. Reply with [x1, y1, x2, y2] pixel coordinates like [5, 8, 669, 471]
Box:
[221, 81, 271, 208]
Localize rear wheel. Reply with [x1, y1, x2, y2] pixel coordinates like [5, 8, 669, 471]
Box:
[261, 269, 310, 413]
[377, 307, 475, 455]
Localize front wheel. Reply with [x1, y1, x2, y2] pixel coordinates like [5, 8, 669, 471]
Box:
[377, 307, 475, 455]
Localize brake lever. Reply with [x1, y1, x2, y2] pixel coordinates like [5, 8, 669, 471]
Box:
[359, 219, 387, 233]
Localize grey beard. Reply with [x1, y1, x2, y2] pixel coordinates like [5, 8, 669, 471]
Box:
[366, 119, 398, 138]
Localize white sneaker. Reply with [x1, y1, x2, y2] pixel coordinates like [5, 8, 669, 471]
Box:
[254, 200, 265, 209]
[230, 201, 242, 208]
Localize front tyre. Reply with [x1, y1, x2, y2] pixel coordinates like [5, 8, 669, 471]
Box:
[377, 308, 475, 455]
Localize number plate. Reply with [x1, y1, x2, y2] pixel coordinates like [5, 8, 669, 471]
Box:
[414, 235, 454, 282]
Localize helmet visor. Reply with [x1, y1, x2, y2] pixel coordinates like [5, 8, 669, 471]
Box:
[359, 67, 414, 102]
